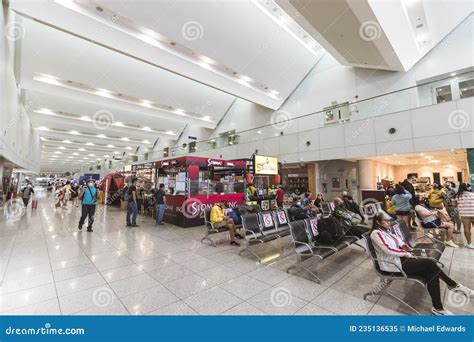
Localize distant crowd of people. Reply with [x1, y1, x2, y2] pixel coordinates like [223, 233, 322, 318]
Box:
[385, 177, 474, 249]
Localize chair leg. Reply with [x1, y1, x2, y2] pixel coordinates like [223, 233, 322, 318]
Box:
[353, 241, 366, 251]
[201, 235, 216, 247]
[363, 279, 391, 300]
[287, 263, 321, 283]
[384, 291, 421, 315]
[239, 246, 261, 262]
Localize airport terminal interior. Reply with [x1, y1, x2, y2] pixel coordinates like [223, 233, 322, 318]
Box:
[1, 0, 473, 317]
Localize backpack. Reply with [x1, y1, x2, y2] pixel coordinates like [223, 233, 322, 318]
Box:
[317, 216, 345, 244]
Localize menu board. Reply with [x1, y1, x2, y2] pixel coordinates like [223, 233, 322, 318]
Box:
[254, 155, 278, 175]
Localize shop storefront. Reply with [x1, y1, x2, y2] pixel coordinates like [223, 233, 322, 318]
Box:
[156, 156, 247, 227]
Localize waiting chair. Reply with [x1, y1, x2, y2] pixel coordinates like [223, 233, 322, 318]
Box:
[362, 235, 426, 315]
[201, 209, 230, 247]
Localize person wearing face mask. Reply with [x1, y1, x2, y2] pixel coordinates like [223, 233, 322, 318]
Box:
[370, 211, 473, 315]
[78, 180, 98, 232]
[454, 183, 474, 249]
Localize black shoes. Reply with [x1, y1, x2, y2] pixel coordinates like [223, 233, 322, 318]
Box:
[235, 233, 244, 239]
[78, 225, 83, 230]
[131, 224, 139, 227]
[87, 227, 93, 232]
[230, 240, 240, 246]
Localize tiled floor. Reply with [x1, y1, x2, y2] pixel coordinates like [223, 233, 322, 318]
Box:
[1, 197, 473, 316]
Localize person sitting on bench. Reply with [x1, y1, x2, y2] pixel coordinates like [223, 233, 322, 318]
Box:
[413, 197, 458, 248]
[210, 200, 242, 246]
[333, 197, 369, 238]
[370, 211, 472, 316]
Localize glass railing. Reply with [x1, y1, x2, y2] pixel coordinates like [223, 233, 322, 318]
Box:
[139, 70, 474, 163]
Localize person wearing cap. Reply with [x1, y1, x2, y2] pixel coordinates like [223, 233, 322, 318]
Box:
[370, 211, 473, 315]
[454, 183, 474, 249]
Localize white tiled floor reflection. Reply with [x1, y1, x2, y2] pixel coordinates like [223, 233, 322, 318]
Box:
[1, 197, 473, 316]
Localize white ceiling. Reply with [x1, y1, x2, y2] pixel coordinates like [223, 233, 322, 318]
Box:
[9, 0, 325, 171]
[276, 0, 472, 71]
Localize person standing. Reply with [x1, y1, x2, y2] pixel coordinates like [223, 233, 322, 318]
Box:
[391, 184, 412, 229]
[21, 181, 34, 207]
[78, 180, 97, 232]
[276, 185, 285, 208]
[154, 183, 166, 226]
[428, 183, 446, 209]
[454, 183, 474, 249]
[401, 176, 418, 227]
[71, 183, 79, 207]
[126, 178, 139, 227]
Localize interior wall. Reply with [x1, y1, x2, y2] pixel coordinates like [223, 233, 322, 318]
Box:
[394, 161, 468, 184]
[317, 160, 358, 201]
[0, 7, 41, 172]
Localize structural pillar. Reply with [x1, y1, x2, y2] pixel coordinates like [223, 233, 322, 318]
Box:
[307, 162, 319, 195]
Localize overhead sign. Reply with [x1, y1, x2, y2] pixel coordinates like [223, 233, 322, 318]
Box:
[254, 155, 278, 175]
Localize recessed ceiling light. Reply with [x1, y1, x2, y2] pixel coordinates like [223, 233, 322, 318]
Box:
[37, 126, 49, 131]
[126, 147, 132, 150]
[58, 146, 66, 150]
[142, 127, 151, 131]
[97, 134, 106, 138]
[78, 148, 86, 151]
[81, 116, 92, 121]
[113, 151, 120, 154]
[107, 144, 115, 148]
[114, 122, 124, 127]
[142, 140, 150, 144]
[89, 154, 95, 157]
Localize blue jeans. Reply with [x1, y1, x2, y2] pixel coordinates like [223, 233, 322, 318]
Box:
[155, 204, 165, 225]
[127, 201, 138, 225]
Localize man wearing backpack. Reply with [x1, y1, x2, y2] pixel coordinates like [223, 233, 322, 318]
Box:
[78, 180, 97, 232]
[126, 178, 139, 227]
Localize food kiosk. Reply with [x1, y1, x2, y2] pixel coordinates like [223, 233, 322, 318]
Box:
[156, 156, 247, 228]
[244, 154, 281, 210]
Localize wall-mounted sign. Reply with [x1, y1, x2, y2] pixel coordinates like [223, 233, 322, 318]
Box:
[207, 158, 224, 167]
[254, 155, 278, 175]
[131, 162, 154, 171]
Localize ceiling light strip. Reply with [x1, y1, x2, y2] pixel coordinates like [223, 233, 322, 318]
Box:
[54, 0, 281, 99]
[33, 73, 214, 123]
[33, 108, 176, 136]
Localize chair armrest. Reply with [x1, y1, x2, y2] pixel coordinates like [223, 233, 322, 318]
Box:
[371, 257, 408, 277]
[245, 229, 259, 239]
[293, 240, 314, 253]
[412, 248, 443, 255]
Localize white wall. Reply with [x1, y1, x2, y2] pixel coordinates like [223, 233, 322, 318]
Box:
[183, 13, 474, 164]
[0, 7, 41, 172]
[394, 162, 468, 184]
